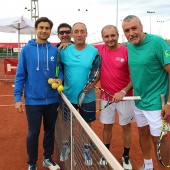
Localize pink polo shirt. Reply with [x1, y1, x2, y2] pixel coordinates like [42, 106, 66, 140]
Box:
[95, 44, 133, 100]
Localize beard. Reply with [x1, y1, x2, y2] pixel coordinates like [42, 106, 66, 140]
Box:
[129, 35, 141, 46]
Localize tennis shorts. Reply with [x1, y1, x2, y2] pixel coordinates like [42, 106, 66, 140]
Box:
[134, 106, 162, 136]
[100, 100, 135, 126]
[73, 101, 96, 123]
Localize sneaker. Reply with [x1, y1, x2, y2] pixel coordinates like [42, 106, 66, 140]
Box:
[138, 165, 154, 170]
[42, 158, 60, 170]
[60, 144, 70, 162]
[28, 164, 37, 170]
[84, 148, 92, 166]
[122, 156, 132, 170]
[99, 157, 108, 166]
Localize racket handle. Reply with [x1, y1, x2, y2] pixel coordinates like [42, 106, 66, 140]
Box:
[122, 96, 141, 100]
[79, 93, 86, 106]
[160, 94, 165, 107]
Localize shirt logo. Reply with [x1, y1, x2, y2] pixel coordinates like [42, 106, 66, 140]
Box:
[50, 56, 54, 61]
[116, 57, 125, 62]
[165, 50, 170, 57]
[75, 54, 81, 57]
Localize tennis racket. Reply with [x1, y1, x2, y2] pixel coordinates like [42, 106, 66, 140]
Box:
[78, 54, 101, 106]
[78, 86, 141, 113]
[157, 94, 170, 168]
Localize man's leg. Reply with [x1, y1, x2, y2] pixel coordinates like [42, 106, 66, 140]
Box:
[138, 125, 152, 159]
[122, 123, 132, 158]
[99, 100, 116, 166]
[121, 123, 133, 169]
[116, 100, 135, 169]
[138, 125, 154, 169]
[134, 107, 155, 169]
[43, 103, 59, 159]
[103, 124, 113, 148]
[26, 105, 42, 166]
[122, 123, 132, 148]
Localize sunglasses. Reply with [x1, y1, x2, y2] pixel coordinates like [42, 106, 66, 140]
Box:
[58, 30, 71, 35]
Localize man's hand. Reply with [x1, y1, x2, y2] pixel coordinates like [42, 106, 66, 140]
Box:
[83, 86, 93, 94]
[162, 104, 170, 124]
[54, 78, 62, 86]
[15, 102, 24, 113]
[112, 90, 126, 103]
[58, 42, 72, 50]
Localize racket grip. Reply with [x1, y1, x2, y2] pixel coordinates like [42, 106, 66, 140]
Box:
[160, 94, 165, 107]
[79, 93, 86, 106]
[122, 96, 141, 100]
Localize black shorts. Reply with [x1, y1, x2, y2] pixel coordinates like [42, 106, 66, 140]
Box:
[73, 101, 96, 123]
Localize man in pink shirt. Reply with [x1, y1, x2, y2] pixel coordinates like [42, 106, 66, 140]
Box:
[95, 25, 135, 170]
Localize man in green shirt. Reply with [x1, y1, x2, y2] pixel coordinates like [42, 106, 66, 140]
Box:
[122, 15, 170, 170]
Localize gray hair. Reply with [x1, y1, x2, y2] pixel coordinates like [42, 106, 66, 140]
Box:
[72, 22, 87, 32]
[122, 15, 142, 26]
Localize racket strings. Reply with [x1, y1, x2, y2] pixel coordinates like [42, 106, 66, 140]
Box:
[78, 54, 101, 107]
[85, 55, 101, 88]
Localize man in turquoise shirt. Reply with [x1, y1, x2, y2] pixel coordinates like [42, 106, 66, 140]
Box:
[60, 22, 100, 166]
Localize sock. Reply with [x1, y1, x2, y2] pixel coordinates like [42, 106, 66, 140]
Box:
[144, 159, 153, 169]
[123, 147, 130, 157]
[123, 147, 130, 164]
[84, 143, 89, 149]
[104, 143, 110, 150]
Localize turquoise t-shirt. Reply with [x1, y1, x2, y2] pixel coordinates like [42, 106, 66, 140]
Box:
[60, 44, 99, 104]
[128, 34, 170, 110]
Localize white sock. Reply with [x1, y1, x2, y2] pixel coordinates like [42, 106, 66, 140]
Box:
[144, 159, 153, 169]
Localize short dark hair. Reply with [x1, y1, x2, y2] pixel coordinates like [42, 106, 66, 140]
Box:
[35, 17, 53, 29]
[57, 23, 71, 33]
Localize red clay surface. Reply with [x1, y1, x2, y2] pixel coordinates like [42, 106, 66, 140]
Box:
[0, 58, 159, 170]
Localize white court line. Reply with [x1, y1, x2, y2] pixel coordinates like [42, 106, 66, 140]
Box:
[0, 95, 13, 97]
[0, 104, 15, 106]
[0, 104, 25, 106]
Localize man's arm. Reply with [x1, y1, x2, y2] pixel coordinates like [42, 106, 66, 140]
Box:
[162, 64, 170, 123]
[58, 42, 73, 50]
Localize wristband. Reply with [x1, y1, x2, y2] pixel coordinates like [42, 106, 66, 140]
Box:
[167, 102, 170, 106]
[121, 90, 126, 95]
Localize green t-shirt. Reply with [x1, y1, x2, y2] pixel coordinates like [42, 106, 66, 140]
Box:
[128, 34, 170, 110]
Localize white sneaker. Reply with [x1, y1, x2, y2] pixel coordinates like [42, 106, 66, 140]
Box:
[122, 156, 132, 170]
[42, 158, 60, 170]
[84, 148, 92, 166]
[99, 157, 108, 166]
[60, 144, 70, 162]
[138, 165, 154, 170]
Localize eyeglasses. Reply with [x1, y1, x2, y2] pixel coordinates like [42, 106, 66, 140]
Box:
[58, 30, 71, 35]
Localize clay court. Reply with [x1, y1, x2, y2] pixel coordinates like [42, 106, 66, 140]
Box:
[0, 57, 159, 170]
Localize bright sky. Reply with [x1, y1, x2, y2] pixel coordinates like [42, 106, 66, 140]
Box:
[0, 0, 170, 44]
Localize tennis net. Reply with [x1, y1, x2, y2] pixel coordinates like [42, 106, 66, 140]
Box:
[55, 92, 124, 170]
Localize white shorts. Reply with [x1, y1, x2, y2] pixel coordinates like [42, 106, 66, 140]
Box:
[100, 100, 135, 126]
[134, 106, 162, 136]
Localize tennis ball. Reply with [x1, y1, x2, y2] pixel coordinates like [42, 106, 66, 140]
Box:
[57, 85, 64, 92]
[51, 82, 59, 89]
[48, 78, 55, 85]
